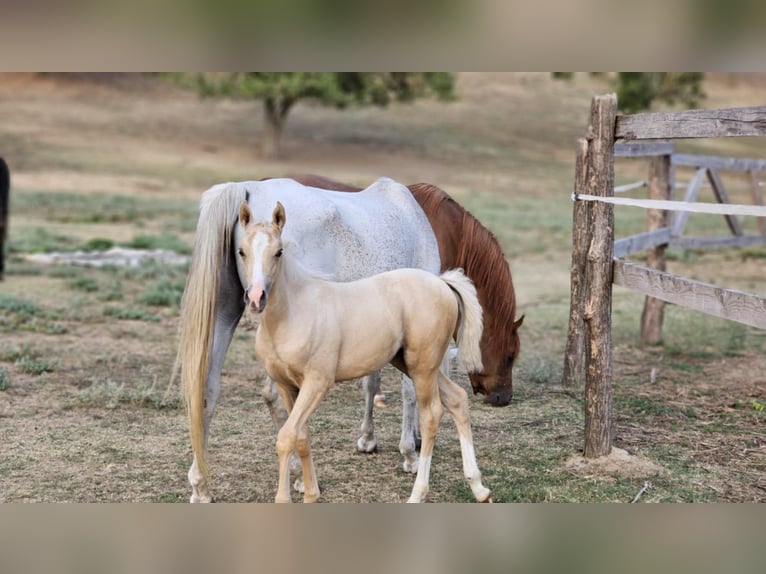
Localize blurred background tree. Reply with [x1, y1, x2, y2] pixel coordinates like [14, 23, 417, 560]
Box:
[615, 72, 705, 113]
[552, 72, 705, 113]
[171, 72, 455, 158]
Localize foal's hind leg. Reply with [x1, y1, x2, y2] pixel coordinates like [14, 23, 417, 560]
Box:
[407, 370, 443, 503]
[437, 371, 491, 502]
[397, 350, 451, 473]
[399, 375, 420, 473]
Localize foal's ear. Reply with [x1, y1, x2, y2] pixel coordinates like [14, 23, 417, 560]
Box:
[239, 201, 252, 227]
[272, 201, 286, 231]
[513, 315, 525, 330]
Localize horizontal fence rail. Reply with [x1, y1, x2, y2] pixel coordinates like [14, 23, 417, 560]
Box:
[672, 153, 766, 172]
[572, 193, 766, 217]
[615, 106, 766, 141]
[613, 260, 766, 330]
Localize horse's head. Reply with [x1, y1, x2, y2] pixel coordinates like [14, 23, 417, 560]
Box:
[468, 314, 524, 406]
[238, 201, 285, 314]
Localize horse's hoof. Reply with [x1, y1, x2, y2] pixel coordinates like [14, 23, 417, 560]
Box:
[373, 393, 388, 408]
[189, 494, 213, 503]
[402, 457, 419, 474]
[357, 436, 378, 453]
[293, 477, 305, 493]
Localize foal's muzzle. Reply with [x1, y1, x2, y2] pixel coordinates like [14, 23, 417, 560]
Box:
[245, 288, 267, 313]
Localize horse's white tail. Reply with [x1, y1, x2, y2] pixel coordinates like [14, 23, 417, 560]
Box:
[177, 182, 246, 485]
[440, 269, 484, 373]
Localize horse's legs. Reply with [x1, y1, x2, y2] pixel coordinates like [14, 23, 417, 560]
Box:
[399, 375, 420, 473]
[407, 370, 443, 503]
[437, 372, 492, 502]
[188, 311, 241, 503]
[357, 371, 380, 453]
[274, 378, 328, 503]
[262, 377, 303, 489]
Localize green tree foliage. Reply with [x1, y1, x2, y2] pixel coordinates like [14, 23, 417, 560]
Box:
[615, 72, 705, 113]
[550, 72, 705, 113]
[178, 72, 455, 158]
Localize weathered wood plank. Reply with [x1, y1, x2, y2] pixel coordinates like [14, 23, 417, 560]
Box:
[641, 154, 672, 345]
[672, 154, 766, 172]
[614, 142, 675, 158]
[616, 106, 766, 141]
[671, 167, 707, 237]
[563, 138, 590, 389]
[614, 227, 672, 259]
[749, 171, 766, 235]
[614, 180, 647, 194]
[706, 168, 744, 236]
[613, 260, 766, 330]
[670, 234, 766, 250]
[583, 94, 616, 459]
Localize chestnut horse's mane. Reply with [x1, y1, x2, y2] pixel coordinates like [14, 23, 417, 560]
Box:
[281, 175, 520, 360]
[408, 183, 519, 358]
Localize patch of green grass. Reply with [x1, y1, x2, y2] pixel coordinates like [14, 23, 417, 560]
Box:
[663, 307, 749, 360]
[0, 295, 68, 334]
[80, 237, 115, 251]
[616, 395, 672, 418]
[0, 343, 33, 363]
[9, 227, 81, 254]
[102, 306, 159, 322]
[78, 377, 180, 410]
[137, 276, 185, 307]
[669, 362, 703, 374]
[0, 367, 9, 391]
[517, 356, 563, 386]
[17, 355, 59, 375]
[12, 190, 194, 226]
[127, 233, 191, 255]
[67, 275, 99, 293]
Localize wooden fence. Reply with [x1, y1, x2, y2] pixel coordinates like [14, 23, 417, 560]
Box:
[562, 95, 766, 458]
[0, 157, 9, 281]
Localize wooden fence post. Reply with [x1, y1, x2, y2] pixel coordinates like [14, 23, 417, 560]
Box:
[563, 138, 590, 388]
[0, 157, 9, 281]
[640, 153, 671, 345]
[583, 94, 617, 459]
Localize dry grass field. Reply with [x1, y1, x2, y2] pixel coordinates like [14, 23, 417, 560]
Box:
[0, 72, 764, 502]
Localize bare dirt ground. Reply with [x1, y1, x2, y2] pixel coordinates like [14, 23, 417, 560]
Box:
[0, 73, 763, 502]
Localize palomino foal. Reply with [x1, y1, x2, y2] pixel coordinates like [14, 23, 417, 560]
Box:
[240, 201, 491, 503]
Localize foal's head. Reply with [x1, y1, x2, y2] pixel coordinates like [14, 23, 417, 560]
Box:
[238, 201, 286, 314]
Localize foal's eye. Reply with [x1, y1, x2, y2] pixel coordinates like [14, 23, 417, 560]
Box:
[238, 248, 245, 258]
[275, 248, 283, 258]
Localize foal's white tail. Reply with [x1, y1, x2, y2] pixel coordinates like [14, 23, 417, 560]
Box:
[440, 269, 484, 373]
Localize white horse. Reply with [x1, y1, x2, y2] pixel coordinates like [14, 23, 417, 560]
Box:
[233, 201, 490, 502]
[179, 177, 446, 503]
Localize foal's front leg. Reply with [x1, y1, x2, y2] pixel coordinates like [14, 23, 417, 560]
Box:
[262, 377, 303, 490]
[274, 376, 329, 503]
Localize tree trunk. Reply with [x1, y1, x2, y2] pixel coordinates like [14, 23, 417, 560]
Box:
[262, 97, 294, 160]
